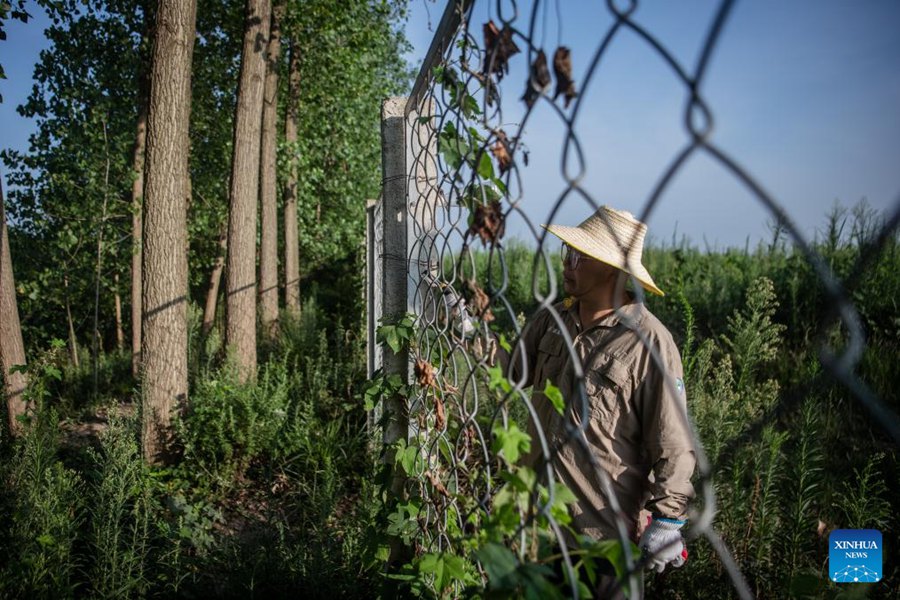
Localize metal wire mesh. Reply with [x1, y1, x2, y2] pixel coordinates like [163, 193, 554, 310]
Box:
[373, 1, 900, 597]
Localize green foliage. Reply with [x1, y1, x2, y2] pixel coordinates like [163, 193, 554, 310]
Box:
[176, 357, 294, 485]
[780, 398, 824, 581]
[377, 313, 416, 354]
[833, 452, 891, 532]
[86, 410, 152, 598]
[723, 277, 786, 389]
[282, 0, 412, 275]
[2, 0, 148, 352]
[0, 408, 82, 598]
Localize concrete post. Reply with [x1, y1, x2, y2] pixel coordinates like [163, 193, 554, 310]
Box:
[407, 98, 442, 324]
[365, 197, 382, 443]
[380, 97, 409, 455]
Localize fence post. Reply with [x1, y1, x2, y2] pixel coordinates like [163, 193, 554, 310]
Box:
[365, 197, 381, 445]
[379, 96, 410, 471]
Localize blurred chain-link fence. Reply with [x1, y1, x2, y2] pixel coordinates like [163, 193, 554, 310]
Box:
[368, 1, 900, 597]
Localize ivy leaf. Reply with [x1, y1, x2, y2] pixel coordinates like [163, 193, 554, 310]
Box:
[418, 552, 470, 593]
[477, 542, 518, 588]
[377, 324, 399, 353]
[498, 333, 512, 353]
[544, 381, 565, 415]
[486, 365, 512, 394]
[477, 151, 494, 180]
[492, 421, 531, 465]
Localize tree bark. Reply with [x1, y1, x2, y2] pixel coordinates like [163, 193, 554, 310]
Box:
[131, 2, 153, 379]
[142, 0, 196, 464]
[226, 0, 271, 380]
[131, 101, 147, 377]
[0, 177, 28, 436]
[202, 224, 227, 337]
[283, 38, 300, 317]
[114, 273, 124, 351]
[258, 1, 282, 339]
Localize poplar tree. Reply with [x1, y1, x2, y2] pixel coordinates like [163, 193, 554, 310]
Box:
[225, 0, 271, 380]
[141, 0, 197, 463]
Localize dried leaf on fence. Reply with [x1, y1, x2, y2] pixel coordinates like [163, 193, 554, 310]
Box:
[468, 200, 506, 246]
[522, 49, 551, 108]
[491, 130, 512, 175]
[483, 20, 520, 80]
[415, 358, 437, 388]
[441, 378, 459, 397]
[425, 470, 451, 498]
[553, 46, 577, 107]
[435, 393, 446, 431]
[466, 278, 495, 323]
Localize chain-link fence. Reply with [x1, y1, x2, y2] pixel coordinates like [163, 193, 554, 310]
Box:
[369, 1, 900, 597]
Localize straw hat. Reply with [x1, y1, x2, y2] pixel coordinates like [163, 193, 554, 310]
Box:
[543, 206, 664, 296]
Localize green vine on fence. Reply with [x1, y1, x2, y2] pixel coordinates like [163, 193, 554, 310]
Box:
[365, 315, 643, 598]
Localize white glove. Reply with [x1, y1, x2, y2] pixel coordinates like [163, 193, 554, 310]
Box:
[639, 517, 688, 573]
[422, 272, 475, 337]
[444, 289, 475, 336]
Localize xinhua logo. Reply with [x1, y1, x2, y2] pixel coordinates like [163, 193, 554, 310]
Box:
[829, 529, 882, 583]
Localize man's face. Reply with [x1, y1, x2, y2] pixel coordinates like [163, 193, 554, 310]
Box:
[561, 245, 619, 299]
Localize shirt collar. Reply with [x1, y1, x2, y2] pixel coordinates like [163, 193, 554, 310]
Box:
[562, 294, 643, 331]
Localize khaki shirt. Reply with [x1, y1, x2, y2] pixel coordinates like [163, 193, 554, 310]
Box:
[507, 298, 695, 541]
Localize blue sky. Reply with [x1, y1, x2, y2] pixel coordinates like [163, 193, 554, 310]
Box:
[2, 1, 899, 249]
[404, 0, 900, 248]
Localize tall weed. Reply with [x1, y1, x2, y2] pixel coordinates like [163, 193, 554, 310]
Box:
[86, 411, 152, 599]
[0, 409, 82, 599]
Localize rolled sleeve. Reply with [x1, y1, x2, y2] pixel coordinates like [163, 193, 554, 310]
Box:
[639, 342, 696, 520]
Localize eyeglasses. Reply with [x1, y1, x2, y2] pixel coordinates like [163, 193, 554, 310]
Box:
[560, 244, 583, 269]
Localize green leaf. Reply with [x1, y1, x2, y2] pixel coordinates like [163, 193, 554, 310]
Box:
[462, 93, 481, 118]
[418, 552, 469, 592]
[492, 421, 531, 465]
[477, 542, 518, 587]
[519, 562, 563, 600]
[544, 381, 565, 415]
[498, 333, 512, 353]
[586, 539, 640, 587]
[477, 151, 494, 180]
[487, 365, 512, 394]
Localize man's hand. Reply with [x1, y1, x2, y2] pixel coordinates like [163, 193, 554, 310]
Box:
[422, 271, 475, 337]
[639, 516, 688, 573]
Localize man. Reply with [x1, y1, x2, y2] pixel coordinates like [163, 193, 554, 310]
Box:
[506, 206, 696, 592]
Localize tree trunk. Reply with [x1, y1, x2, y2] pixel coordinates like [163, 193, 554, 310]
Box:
[226, 0, 271, 381]
[64, 276, 80, 368]
[141, 0, 196, 464]
[283, 38, 300, 316]
[258, 1, 282, 340]
[114, 273, 124, 351]
[0, 177, 28, 436]
[202, 224, 226, 337]
[131, 101, 147, 377]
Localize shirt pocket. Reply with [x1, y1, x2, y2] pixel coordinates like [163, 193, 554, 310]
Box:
[535, 333, 566, 384]
[584, 353, 631, 430]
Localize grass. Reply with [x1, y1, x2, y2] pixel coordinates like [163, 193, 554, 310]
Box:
[0, 202, 896, 598]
